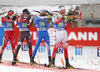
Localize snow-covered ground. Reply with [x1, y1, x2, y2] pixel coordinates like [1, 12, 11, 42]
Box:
[1, 46, 100, 72]
[0, 65, 51, 72]
[0, 59, 100, 72]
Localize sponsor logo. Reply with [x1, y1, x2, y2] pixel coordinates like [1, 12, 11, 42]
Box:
[69, 32, 97, 41]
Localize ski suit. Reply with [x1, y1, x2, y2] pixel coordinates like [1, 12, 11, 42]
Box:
[32, 14, 51, 57]
[0, 17, 17, 54]
[14, 15, 33, 57]
[52, 10, 81, 59]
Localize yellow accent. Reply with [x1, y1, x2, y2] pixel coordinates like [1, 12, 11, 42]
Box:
[30, 62, 38, 66]
[66, 66, 75, 69]
[58, 15, 82, 20]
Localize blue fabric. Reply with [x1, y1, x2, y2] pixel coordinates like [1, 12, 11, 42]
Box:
[2, 21, 13, 28]
[53, 19, 65, 29]
[17, 21, 28, 29]
[34, 15, 50, 30]
[32, 30, 51, 57]
[32, 15, 51, 57]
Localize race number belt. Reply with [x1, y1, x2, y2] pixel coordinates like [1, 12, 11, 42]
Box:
[20, 29, 29, 31]
[57, 29, 65, 31]
[37, 28, 46, 31]
[4, 28, 13, 31]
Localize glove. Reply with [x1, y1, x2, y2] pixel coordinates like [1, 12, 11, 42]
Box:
[12, 16, 16, 21]
[27, 15, 31, 20]
[47, 15, 52, 18]
[47, 15, 52, 20]
[70, 17, 74, 22]
[64, 16, 68, 19]
[30, 17, 34, 23]
[69, 17, 74, 22]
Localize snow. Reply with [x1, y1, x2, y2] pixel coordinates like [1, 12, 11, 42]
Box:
[0, 58, 100, 72]
[0, 65, 52, 72]
[0, 45, 100, 71]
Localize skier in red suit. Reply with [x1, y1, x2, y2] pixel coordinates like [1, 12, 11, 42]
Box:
[0, 10, 17, 63]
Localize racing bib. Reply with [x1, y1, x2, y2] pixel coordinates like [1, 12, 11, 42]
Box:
[39, 21, 45, 27]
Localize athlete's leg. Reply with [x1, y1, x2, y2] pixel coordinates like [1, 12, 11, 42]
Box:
[10, 31, 20, 62]
[62, 30, 69, 58]
[26, 35, 32, 55]
[31, 31, 43, 64]
[52, 35, 62, 58]
[32, 31, 43, 57]
[52, 31, 63, 66]
[10, 31, 16, 55]
[63, 42, 68, 58]
[12, 34, 24, 65]
[14, 35, 24, 56]
[44, 31, 51, 56]
[62, 30, 74, 68]
[44, 31, 51, 64]
[26, 35, 32, 63]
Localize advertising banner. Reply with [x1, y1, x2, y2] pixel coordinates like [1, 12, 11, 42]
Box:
[0, 27, 100, 46]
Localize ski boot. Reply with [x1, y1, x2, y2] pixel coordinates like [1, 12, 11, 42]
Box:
[65, 58, 75, 69]
[12, 55, 17, 65]
[30, 57, 38, 65]
[51, 58, 55, 68]
[48, 56, 52, 67]
[0, 54, 2, 63]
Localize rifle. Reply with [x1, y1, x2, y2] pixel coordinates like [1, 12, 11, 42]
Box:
[31, 10, 82, 21]
[51, 10, 82, 20]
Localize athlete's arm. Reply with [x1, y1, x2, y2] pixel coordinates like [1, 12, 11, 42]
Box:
[12, 21, 17, 29]
[1, 17, 11, 23]
[52, 14, 64, 24]
[45, 21, 50, 30]
[34, 14, 47, 20]
[27, 21, 33, 29]
[27, 17, 34, 29]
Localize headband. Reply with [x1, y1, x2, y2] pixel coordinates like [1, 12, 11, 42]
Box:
[58, 6, 65, 11]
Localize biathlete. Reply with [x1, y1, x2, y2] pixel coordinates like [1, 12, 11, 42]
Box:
[31, 9, 52, 65]
[51, 6, 81, 68]
[12, 9, 33, 65]
[0, 10, 17, 63]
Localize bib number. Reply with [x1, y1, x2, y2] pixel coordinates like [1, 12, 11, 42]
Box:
[22, 23, 27, 27]
[39, 21, 45, 27]
[7, 22, 12, 27]
[58, 22, 64, 26]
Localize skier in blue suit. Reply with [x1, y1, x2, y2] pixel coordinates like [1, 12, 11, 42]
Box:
[31, 9, 51, 65]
